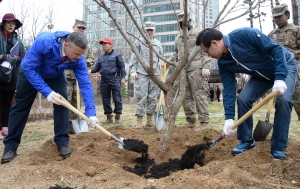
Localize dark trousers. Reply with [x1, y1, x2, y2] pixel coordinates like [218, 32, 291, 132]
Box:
[0, 89, 15, 127]
[210, 95, 214, 102]
[3, 69, 69, 152]
[100, 80, 122, 115]
[216, 91, 221, 102]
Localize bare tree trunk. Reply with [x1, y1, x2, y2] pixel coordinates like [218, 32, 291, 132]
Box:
[291, 0, 299, 26]
[249, 0, 254, 27]
[258, 1, 262, 31]
[270, 0, 276, 29]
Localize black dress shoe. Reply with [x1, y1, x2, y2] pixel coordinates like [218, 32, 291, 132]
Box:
[57, 146, 72, 159]
[1, 151, 17, 164]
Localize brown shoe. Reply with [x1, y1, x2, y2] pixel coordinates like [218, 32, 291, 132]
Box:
[115, 114, 121, 123]
[1, 151, 17, 164]
[57, 146, 72, 159]
[104, 114, 113, 124]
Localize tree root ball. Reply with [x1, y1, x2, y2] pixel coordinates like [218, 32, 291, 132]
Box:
[86, 166, 97, 177]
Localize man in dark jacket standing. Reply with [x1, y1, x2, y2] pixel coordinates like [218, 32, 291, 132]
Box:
[89, 38, 126, 123]
[1, 31, 98, 164]
[196, 27, 297, 160]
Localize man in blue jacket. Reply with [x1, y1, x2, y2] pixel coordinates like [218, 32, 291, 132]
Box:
[196, 27, 298, 160]
[89, 38, 126, 123]
[1, 31, 99, 164]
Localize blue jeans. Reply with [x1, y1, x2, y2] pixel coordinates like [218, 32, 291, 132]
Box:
[3, 69, 69, 152]
[236, 58, 298, 151]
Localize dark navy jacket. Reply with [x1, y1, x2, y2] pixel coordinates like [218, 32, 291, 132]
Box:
[91, 49, 126, 81]
[218, 27, 293, 119]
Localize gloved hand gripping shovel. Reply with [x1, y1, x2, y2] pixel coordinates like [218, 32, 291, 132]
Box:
[180, 89, 280, 169]
[52, 96, 149, 155]
[71, 81, 89, 134]
[253, 97, 274, 141]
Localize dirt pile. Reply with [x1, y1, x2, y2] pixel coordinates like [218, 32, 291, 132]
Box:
[0, 126, 300, 189]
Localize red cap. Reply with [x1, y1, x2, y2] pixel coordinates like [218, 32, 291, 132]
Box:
[99, 38, 113, 45]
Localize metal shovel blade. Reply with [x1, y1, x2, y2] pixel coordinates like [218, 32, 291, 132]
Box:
[154, 106, 164, 131]
[253, 120, 273, 141]
[71, 118, 89, 134]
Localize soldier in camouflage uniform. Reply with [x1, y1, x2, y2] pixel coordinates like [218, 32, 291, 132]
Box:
[168, 12, 211, 130]
[66, 19, 95, 134]
[268, 4, 300, 121]
[129, 21, 163, 129]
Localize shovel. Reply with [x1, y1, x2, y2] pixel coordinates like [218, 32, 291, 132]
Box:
[52, 95, 149, 154]
[180, 89, 280, 169]
[52, 96, 125, 148]
[209, 89, 280, 148]
[71, 81, 89, 134]
[253, 97, 274, 141]
[154, 66, 169, 131]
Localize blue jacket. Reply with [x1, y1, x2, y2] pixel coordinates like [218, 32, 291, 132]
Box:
[21, 31, 96, 117]
[91, 49, 126, 81]
[218, 27, 293, 119]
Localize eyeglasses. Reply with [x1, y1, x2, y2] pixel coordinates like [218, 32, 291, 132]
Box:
[146, 29, 154, 31]
[203, 46, 210, 54]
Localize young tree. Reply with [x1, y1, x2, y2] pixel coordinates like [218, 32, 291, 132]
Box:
[91, 0, 261, 156]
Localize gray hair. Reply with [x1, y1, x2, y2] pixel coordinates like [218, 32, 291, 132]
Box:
[66, 32, 88, 49]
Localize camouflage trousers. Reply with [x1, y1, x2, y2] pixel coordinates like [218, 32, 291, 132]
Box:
[182, 68, 209, 123]
[66, 78, 79, 120]
[292, 65, 300, 120]
[135, 74, 160, 116]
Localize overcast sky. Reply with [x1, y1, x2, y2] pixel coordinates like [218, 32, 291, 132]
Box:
[0, 0, 291, 35]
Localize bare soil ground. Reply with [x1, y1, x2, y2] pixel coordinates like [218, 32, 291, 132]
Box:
[0, 103, 300, 189]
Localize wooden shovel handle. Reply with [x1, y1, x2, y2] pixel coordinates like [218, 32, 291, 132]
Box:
[52, 96, 112, 138]
[76, 81, 80, 110]
[267, 97, 274, 114]
[227, 89, 280, 133]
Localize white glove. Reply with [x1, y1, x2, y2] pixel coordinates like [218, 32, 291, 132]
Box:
[46, 91, 61, 105]
[272, 80, 287, 95]
[202, 69, 210, 78]
[223, 119, 234, 137]
[131, 72, 138, 80]
[89, 116, 98, 127]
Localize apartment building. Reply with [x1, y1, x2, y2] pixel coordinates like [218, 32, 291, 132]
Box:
[83, 0, 219, 61]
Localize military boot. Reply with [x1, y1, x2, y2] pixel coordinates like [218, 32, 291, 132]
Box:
[185, 117, 196, 128]
[104, 114, 113, 124]
[115, 114, 121, 123]
[194, 122, 209, 131]
[146, 114, 155, 127]
[136, 116, 143, 129]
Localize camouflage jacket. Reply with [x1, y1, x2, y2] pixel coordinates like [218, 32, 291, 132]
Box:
[168, 27, 211, 72]
[268, 23, 300, 61]
[129, 37, 163, 76]
[65, 47, 95, 79]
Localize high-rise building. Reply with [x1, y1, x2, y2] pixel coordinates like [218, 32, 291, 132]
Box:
[297, 0, 300, 25]
[83, 0, 219, 61]
[205, 0, 219, 28]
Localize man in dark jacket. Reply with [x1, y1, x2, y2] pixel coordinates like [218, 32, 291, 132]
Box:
[1, 31, 98, 164]
[89, 38, 126, 123]
[196, 27, 298, 160]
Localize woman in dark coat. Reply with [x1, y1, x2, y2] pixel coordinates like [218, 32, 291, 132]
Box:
[0, 13, 25, 139]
